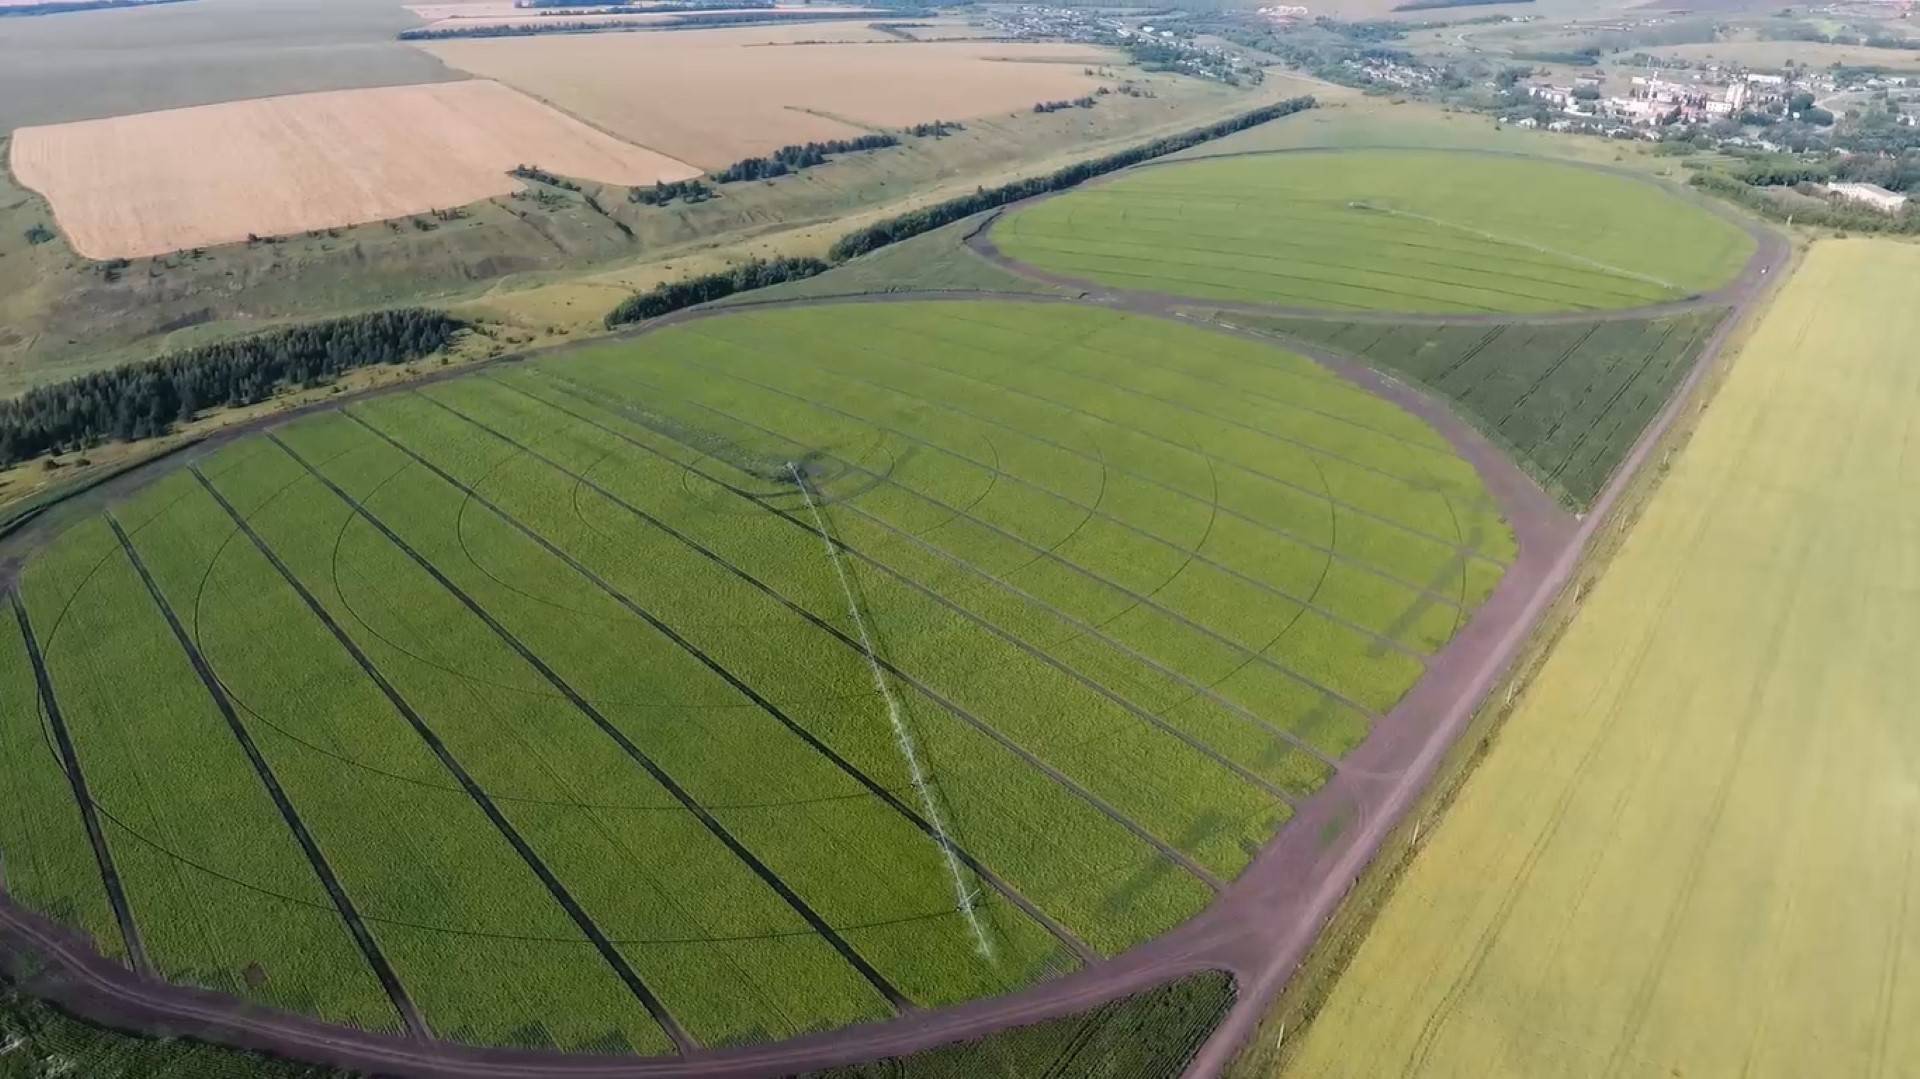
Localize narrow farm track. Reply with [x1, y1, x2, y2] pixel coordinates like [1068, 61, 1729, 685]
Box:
[0, 149, 1788, 1076]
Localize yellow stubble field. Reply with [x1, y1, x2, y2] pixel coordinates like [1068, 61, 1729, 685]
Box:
[1276, 239, 1920, 1078]
[421, 31, 1117, 167]
[9, 79, 701, 259]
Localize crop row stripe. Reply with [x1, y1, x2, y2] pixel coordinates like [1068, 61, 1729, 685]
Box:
[269, 431, 916, 1014]
[186, 465, 695, 1055]
[426, 387, 1225, 892]
[9, 593, 152, 978]
[104, 514, 432, 1041]
[547, 376, 1340, 785]
[341, 408, 1096, 965]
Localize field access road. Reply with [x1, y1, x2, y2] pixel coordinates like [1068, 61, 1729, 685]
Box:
[0, 158, 1788, 1078]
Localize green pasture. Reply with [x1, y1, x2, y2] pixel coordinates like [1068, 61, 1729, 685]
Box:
[1241, 310, 1726, 507]
[993, 151, 1754, 314]
[0, 302, 1509, 1052]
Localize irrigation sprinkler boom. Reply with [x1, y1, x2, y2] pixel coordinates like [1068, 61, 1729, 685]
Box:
[787, 462, 995, 961]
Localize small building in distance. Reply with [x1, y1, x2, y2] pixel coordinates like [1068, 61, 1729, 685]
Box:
[1824, 182, 1910, 213]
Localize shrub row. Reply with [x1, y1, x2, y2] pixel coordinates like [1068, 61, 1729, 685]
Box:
[711, 135, 900, 183]
[603, 257, 828, 327]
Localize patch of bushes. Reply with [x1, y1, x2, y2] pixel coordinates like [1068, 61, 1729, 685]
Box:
[603, 257, 827, 327]
[23, 223, 54, 246]
[1033, 97, 1097, 113]
[0, 309, 465, 463]
[629, 178, 714, 206]
[510, 164, 581, 191]
[711, 135, 900, 183]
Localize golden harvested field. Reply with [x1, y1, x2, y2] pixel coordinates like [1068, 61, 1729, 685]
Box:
[422, 33, 1117, 167]
[9, 79, 700, 260]
[1278, 239, 1920, 1077]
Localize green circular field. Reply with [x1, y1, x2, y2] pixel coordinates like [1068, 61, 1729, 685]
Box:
[993, 150, 1756, 314]
[0, 301, 1514, 1054]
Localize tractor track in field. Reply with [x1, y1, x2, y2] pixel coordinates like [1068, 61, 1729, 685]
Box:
[0, 145, 1789, 1077]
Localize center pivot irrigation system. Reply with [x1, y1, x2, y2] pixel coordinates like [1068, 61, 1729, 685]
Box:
[787, 460, 993, 960]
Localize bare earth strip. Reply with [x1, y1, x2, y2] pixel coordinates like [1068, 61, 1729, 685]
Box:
[420, 35, 1116, 168]
[8, 80, 702, 260]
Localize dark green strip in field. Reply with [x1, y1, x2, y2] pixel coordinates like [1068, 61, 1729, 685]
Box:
[340, 406, 1096, 971]
[0, 603, 123, 963]
[1236, 310, 1726, 508]
[188, 465, 689, 1053]
[400, 382, 1218, 955]
[268, 429, 914, 1016]
[17, 517, 397, 1027]
[542, 372, 1361, 784]
[104, 513, 425, 1039]
[116, 467, 674, 1052]
[260, 411, 1026, 1031]
[7, 593, 146, 975]
[452, 376, 1268, 885]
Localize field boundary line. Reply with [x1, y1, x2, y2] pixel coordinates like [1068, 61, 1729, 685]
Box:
[552, 374, 1355, 775]
[8, 593, 151, 979]
[103, 513, 430, 1041]
[341, 410, 1096, 968]
[185, 464, 697, 1055]
[271, 431, 915, 1015]
[418, 389, 1224, 892]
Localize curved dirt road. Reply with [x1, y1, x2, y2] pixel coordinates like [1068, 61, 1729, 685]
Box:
[0, 153, 1789, 1078]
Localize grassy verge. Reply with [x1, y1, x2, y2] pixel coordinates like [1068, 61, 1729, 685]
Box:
[810, 969, 1235, 1078]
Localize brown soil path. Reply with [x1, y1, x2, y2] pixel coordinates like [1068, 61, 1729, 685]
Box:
[0, 157, 1787, 1076]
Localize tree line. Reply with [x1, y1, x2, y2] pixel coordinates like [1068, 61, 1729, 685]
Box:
[830, 95, 1315, 260]
[0, 310, 464, 464]
[630, 178, 714, 206]
[1691, 171, 1920, 235]
[604, 258, 826, 327]
[711, 135, 900, 183]
[1033, 97, 1097, 114]
[510, 164, 581, 191]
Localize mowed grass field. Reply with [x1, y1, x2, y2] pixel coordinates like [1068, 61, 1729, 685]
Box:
[1244, 310, 1726, 506]
[1276, 240, 1920, 1077]
[993, 151, 1754, 314]
[0, 302, 1511, 1052]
